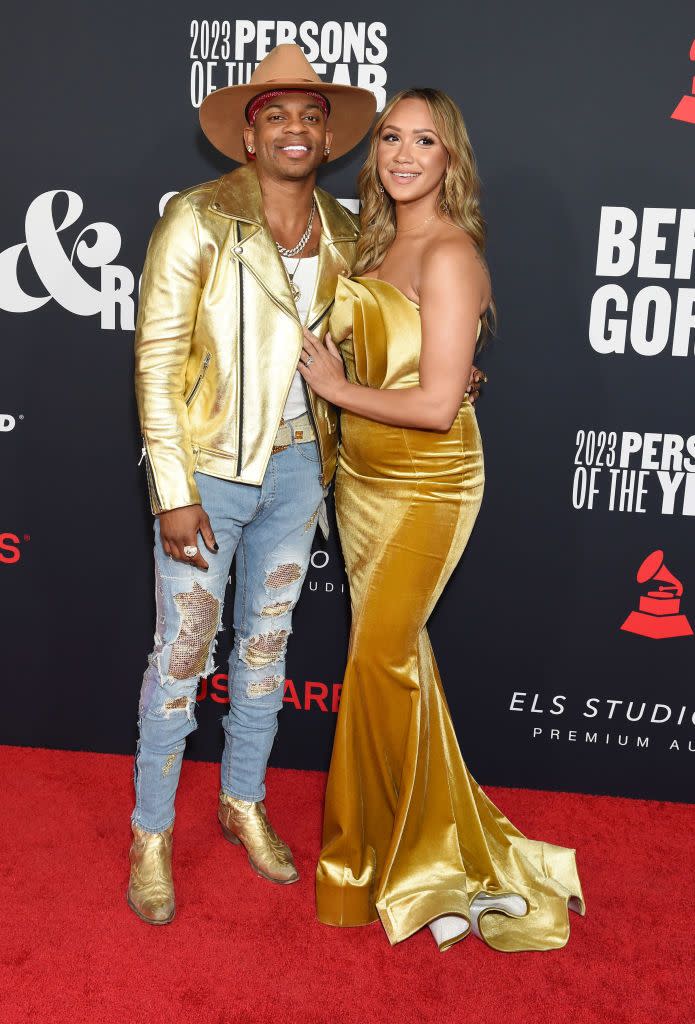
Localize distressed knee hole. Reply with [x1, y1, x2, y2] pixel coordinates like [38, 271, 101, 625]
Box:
[261, 600, 293, 617]
[161, 753, 177, 776]
[247, 674, 284, 698]
[265, 562, 302, 589]
[240, 629, 289, 669]
[169, 582, 220, 680]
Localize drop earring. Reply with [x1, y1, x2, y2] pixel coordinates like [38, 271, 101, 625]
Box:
[440, 176, 450, 214]
[440, 164, 451, 213]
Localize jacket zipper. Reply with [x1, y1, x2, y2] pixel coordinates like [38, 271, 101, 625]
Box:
[236, 221, 244, 477]
[300, 300, 336, 466]
[185, 350, 211, 407]
[138, 437, 163, 512]
[308, 301, 335, 335]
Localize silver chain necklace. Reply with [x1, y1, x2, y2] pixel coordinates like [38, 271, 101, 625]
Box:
[276, 199, 317, 257]
[284, 256, 303, 304]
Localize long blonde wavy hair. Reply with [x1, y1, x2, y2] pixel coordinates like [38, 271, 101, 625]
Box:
[354, 88, 495, 338]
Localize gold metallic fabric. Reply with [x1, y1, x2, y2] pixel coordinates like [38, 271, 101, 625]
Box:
[127, 824, 175, 925]
[134, 164, 358, 512]
[316, 277, 585, 951]
[218, 792, 299, 884]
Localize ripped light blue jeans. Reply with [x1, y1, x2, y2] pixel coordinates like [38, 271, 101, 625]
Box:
[132, 437, 323, 833]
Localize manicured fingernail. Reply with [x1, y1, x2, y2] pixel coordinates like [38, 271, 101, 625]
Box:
[214, 543, 219, 551]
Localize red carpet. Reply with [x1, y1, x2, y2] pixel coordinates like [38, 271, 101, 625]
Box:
[0, 746, 692, 1024]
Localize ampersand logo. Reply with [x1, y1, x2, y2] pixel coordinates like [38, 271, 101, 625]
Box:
[0, 191, 135, 330]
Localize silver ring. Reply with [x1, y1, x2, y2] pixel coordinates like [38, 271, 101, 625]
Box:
[183, 545, 198, 558]
[305, 355, 314, 367]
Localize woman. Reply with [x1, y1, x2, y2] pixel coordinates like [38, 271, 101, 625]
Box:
[298, 89, 584, 952]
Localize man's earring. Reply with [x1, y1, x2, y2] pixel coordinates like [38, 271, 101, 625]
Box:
[247, 146, 254, 153]
[324, 148, 330, 156]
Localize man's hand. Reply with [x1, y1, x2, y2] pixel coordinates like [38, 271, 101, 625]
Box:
[466, 364, 488, 404]
[158, 504, 218, 570]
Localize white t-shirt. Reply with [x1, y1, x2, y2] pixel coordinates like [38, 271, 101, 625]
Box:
[281, 254, 319, 422]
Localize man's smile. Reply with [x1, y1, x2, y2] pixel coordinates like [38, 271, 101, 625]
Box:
[278, 143, 311, 158]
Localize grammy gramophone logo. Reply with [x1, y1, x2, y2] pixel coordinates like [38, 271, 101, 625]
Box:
[621, 550, 693, 639]
[671, 39, 695, 124]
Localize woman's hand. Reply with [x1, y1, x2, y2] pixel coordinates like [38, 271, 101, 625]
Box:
[466, 365, 488, 404]
[298, 329, 348, 404]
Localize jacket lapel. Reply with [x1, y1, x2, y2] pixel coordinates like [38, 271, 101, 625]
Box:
[306, 188, 359, 331]
[209, 166, 298, 322]
[305, 234, 349, 331]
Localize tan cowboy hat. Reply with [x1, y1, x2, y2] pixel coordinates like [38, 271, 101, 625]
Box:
[199, 43, 377, 163]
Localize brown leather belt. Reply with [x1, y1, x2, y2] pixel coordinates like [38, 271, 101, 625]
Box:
[271, 412, 316, 454]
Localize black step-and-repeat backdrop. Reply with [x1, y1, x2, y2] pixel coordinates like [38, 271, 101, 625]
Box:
[1, 3, 694, 802]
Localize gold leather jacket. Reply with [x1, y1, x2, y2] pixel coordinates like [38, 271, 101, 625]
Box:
[135, 164, 359, 513]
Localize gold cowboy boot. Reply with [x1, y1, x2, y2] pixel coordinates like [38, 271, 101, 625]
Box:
[218, 792, 299, 884]
[126, 824, 176, 924]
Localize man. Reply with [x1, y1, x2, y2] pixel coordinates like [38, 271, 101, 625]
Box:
[129, 44, 376, 925]
[129, 44, 484, 925]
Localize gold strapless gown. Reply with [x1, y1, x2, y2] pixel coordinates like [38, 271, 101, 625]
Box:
[316, 276, 585, 952]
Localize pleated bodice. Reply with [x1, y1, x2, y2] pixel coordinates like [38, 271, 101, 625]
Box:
[330, 276, 425, 391]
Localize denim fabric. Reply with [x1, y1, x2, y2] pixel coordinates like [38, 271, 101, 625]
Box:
[132, 439, 323, 833]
